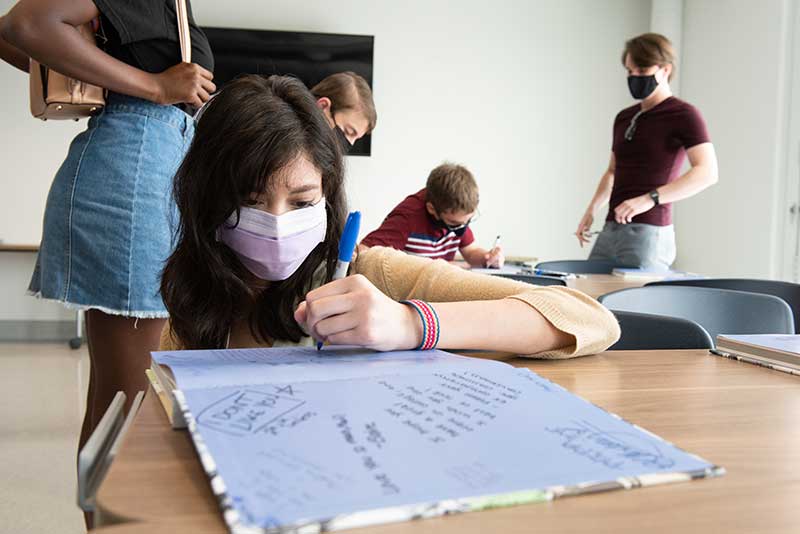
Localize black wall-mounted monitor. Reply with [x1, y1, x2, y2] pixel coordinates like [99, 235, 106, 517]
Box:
[202, 27, 375, 156]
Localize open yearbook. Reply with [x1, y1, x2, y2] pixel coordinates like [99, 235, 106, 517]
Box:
[150, 346, 724, 533]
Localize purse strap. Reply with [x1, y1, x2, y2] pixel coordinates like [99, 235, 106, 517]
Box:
[175, 0, 191, 63]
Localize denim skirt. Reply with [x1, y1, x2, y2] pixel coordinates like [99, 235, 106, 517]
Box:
[28, 93, 195, 318]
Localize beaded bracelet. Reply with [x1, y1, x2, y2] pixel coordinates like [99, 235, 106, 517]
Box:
[400, 299, 440, 351]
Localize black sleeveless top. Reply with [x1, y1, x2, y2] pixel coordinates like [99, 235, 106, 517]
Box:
[93, 0, 214, 74]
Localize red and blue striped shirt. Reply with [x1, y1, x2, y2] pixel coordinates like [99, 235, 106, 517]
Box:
[361, 189, 474, 261]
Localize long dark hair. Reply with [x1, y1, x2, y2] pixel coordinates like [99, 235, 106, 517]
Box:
[161, 75, 347, 349]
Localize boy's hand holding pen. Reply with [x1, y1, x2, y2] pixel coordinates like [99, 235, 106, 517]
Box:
[484, 234, 504, 269]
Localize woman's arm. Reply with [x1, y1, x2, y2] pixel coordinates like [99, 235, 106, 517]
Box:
[612, 143, 718, 223]
[576, 152, 615, 245]
[1, 0, 215, 105]
[296, 275, 574, 354]
[296, 247, 620, 357]
[0, 15, 29, 71]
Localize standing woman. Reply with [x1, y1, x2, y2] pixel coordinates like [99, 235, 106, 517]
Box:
[0, 0, 214, 452]
[576, 33, 718, 269]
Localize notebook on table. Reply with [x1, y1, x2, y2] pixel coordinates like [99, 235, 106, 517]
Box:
[713, 334, 800, 376]
[611, 268, 705, 281]
[150, 346, 724, 533]
[470, 265, 531, 276]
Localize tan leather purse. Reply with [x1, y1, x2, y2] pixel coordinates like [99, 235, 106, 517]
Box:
[29, 22, 105, 120]
[29, 0, 191, 121]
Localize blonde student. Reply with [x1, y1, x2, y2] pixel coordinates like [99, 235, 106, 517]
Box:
[159, 75, 619, 357]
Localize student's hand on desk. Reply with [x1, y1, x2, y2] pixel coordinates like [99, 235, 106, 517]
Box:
[484, 245, 505, 268]
[575, 211, 594, 246]
[614, 194, 655, 224]
[295, 274, 423, 351]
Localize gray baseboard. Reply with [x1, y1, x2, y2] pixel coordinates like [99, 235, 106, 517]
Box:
[0, 320, 78, 342]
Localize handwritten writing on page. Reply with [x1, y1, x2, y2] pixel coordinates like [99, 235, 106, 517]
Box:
[176, 356, 720, 532]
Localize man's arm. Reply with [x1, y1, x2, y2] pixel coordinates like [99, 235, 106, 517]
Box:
[653, 142, 719, 203]
[576, 152, 615, 245]
[613, 143, 718, 224]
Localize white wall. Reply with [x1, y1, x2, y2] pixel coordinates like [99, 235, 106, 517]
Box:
[675, 0, 795, 278]
[0, 253, 73, 321]
[0, 0, 82, 322]
[649, 0, 683, 94]
[0, 0, 650, 321]
[190, 0, 650, 258]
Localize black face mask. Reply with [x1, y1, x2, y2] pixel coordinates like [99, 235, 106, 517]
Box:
[334, 126, 353, 154]
[627, 74, 659, 100]
[431, 213, 470, 236]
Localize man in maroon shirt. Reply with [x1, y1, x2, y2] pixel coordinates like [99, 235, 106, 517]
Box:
[361, 163, 504, 267]
[576, 33, 719, 269]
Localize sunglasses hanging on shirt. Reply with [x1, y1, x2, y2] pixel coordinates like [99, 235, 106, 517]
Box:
[624, 109, 645, 141]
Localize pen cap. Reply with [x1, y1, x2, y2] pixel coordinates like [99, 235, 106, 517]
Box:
[338, 211, 362, 263]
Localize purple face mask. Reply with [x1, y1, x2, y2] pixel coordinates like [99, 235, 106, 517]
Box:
[218, 199, 327, 281]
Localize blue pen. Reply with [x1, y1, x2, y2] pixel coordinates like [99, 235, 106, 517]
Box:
[317, 211, 361, 350]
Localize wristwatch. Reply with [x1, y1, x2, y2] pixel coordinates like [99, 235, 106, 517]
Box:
[648, 189, 660, 206]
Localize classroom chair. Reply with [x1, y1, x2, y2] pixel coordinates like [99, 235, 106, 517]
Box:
[646, 278, 800, 333]
[534, 259, 626, 274]
[598, 286, 795, 342]
[493, 274, 567, 286]
[78, 390, 144, 512]
[609, 310, 714, 350]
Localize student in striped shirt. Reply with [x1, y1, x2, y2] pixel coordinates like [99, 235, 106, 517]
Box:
[360, 163, 503, 267]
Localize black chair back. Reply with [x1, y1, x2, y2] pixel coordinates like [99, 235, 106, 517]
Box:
[610, 310, 714, 350]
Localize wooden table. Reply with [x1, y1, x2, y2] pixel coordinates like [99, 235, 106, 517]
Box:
[465, 265, 648, 300]
[566, 274, 649, 299]
[95, 350, 800, 533]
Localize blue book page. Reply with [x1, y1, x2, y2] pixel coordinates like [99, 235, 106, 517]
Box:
[152, 346, 503, 391]
[179, 361, 719, 531]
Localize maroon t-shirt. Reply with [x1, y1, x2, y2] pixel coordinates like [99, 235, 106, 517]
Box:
[609, 97, 710, 226]
[361, 189, 475, 261]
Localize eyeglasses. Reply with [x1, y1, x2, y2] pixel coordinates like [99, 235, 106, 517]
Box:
[624, 109, 645, 141]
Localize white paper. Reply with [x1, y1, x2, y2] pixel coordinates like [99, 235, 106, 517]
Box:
[167, 347, 719, 532]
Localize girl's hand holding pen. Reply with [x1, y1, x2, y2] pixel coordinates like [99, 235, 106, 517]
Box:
[295, 274, 423, 352]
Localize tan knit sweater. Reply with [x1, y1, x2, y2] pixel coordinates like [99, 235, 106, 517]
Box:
[159, 246, 620, 357]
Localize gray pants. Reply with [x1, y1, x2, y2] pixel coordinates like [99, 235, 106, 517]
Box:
[588, 221, 676, 269]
